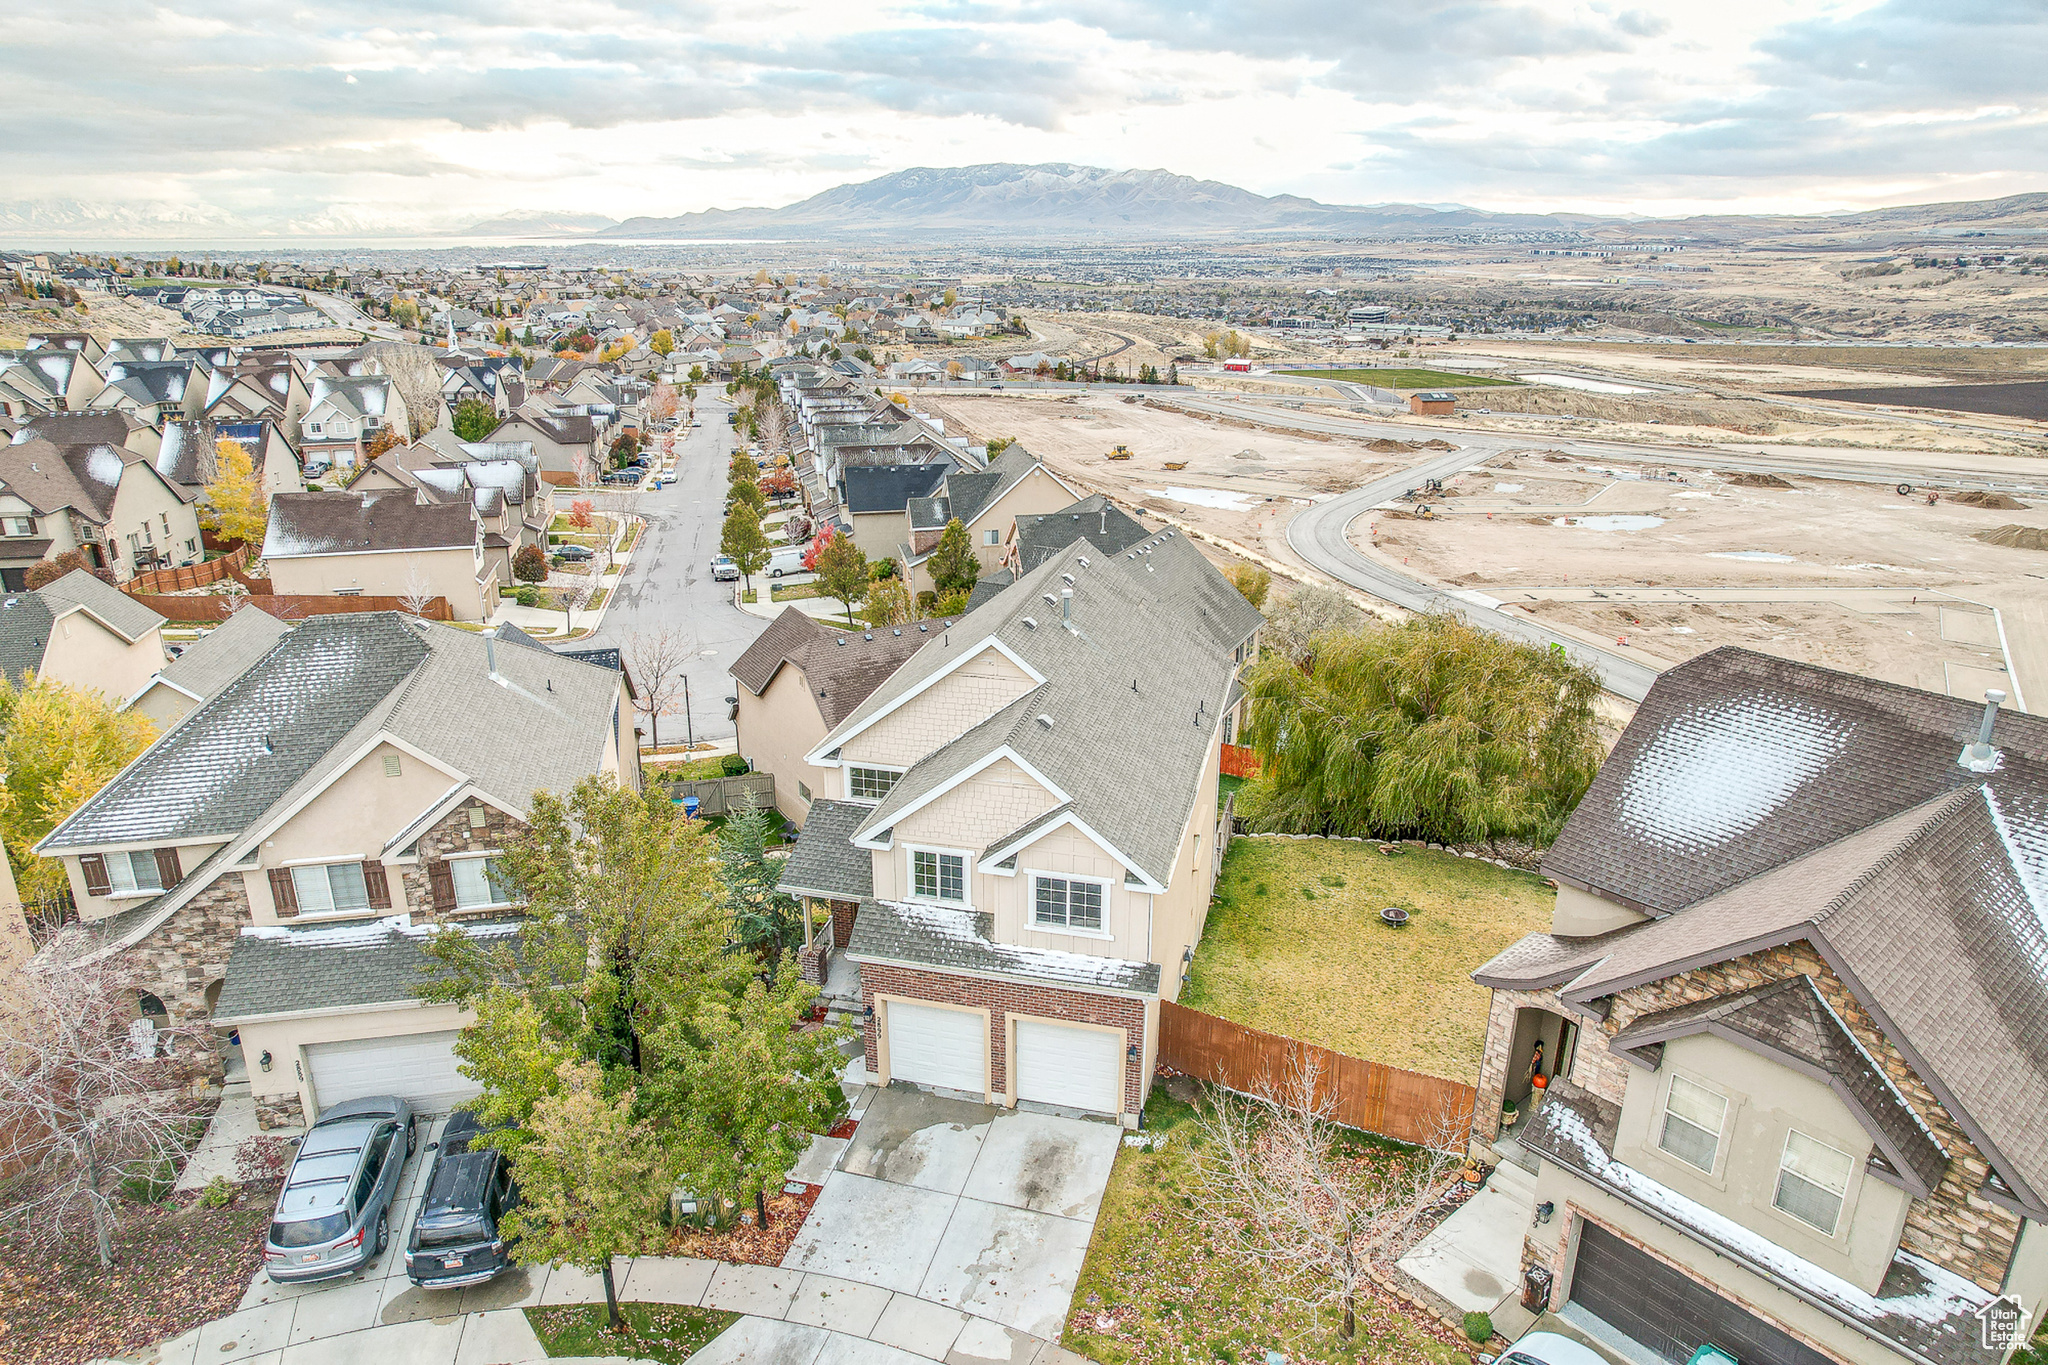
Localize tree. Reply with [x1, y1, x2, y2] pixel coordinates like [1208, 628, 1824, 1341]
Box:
[1225, 562, 1272, 611]
[622, 628, 691, 751]
[500, 1061, 664, 1332]
[1167, 361, 1179, 385]
[865, 576, 913, 627]
[1239, 613, 1603, 845]
[513, 544, 549, 584]
[396, 558, 435, 616]
[554, 571, 596, 635]
[799, 527, 834, 572]
[715, 801, 803, 964]
[1261, 584, 1363, 668]
[647, 382, 678, 425]
[368, 342, 444, 436]
[926, 518, 978, 597]
[654, 970, 846, 1230]
[649, 329, 675, 357]
[0, 959, 209, 1268]
[366, 426, 404, 460]
[984, 436, 1015, 458]
[23, 550, 101, 591]
[1194, 1062, 1465, 1341]
[728, 450, 760, 485]
[811, 530, 869, 627]
[688, 365, 706, 384]
[201, 437, 267, 545]
[0, 675, 156, 904]
[568, 499, 595, 530]
[452, 397, 497, 442]
[727, 478, 765, 518]
[720, 505, 772, 594]
[423, 776, 737, 1080]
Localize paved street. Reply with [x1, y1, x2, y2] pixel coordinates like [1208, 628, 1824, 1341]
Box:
[583, 396, 770, 746]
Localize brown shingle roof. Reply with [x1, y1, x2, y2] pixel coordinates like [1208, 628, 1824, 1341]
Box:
[728, 606, 952, 729]
[262, 489, 476, 558]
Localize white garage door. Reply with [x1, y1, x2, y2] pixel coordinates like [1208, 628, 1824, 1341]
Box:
[885, 1001, 986, 1096]
[1014, 1019, 1124, 1115]
[306, 1031, 478, 1118]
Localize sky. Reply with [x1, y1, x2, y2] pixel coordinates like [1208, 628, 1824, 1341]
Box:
[3, 0, 2045, 234]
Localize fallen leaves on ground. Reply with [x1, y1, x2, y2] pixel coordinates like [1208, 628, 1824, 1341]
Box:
[661, 1185, 820, 1266]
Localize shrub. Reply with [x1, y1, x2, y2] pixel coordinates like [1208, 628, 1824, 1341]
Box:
[199, 1174, 237, 1208]
[868, 559, 899, 581]
[1463, 1312, 1494, 1344]
[24, 548, 100, 590]
[719, 754, 750, 777]
[513, 544, 549, 584]
[515, 586, 539, 607]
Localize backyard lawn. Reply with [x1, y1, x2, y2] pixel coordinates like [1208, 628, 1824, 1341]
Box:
[1276, 368, 1522, 389]
[1182, 838, 1552, 1081]
[1065, 1089, 1479, 1365]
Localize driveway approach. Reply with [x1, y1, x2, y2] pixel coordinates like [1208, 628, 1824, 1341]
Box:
[781, 1086, 1121, 1341]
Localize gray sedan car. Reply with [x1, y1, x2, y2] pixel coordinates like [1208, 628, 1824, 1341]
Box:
[262, 1096, 416, 1283]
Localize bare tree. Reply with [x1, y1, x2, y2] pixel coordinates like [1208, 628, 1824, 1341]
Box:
[0, 959, 210, 1268]
[646, 382, 679, 427]
[622, 628, 691, 751]
[556, 569, 596, 636]
[396, 557, 435, 617]
[369, 342, 445, 437]
[1262, 583, 1365, 668]
[1193, 1060, 1466, 1340]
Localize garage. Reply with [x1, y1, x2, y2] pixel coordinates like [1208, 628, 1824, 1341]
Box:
[1013, 1018, 1124, 1115]
[883, 1000, 986, 1096]
[305, 1031, 479, 1118]
[1566, 1221, 1835, 1365]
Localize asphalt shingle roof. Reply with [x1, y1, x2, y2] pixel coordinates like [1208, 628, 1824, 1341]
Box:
[264, 489, 477, 558]
[848, 896, 1161, 994]
[152, 607, 290, 705]
[778, 799, 875, 900]
[841, 463, 947, 515]
[729, 607, 954, 729]
[38, 567, 166, 642]
[211, 915, 520, 1020]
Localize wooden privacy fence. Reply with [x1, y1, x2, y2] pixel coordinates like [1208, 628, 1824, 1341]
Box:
[1159, 1001, 1478, 1147]
[129, 593, 453, 623]
[124, 543, 273, 596]
[1220, 743, 1262, 779]
[661, 772, 776, 817]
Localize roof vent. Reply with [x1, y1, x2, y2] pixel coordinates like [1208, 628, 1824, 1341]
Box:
[1023, 616, 1038, 629]
[1061, 587, 1073, 627]
[1042, 593, 1057, 606]
[918, 623, 928, 632]
[1061, 573, 1075, 586]
[1077, 555, 1089, 568]
[1036, 713, 1054, 729]
[835, 637, 845, 646]
[862, 632, 873, 641]
[1959, 689, 2007, 773]
[892, 628, 902, 636]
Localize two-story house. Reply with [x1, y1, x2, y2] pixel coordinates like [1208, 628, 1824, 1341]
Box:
[776, 528, 1260, 1125]
[300, 374, 408, 469]
[1472, 649, 2048, 1365]
[0, 436, 203, 584]
[263, 489, 494, 621]
[35, 613, 639, 1126]
[897, 445, 1083, 597]
[353, 445, 554, 588]
[729, 607, 959, 825]
[0, 346, 105, 416]
[0, 568, 167, 700]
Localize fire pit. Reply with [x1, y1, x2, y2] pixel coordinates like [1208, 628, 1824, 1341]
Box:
[1380, 907, 1410, 929]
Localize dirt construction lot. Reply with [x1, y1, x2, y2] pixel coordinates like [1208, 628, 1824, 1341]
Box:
[1363, 453, 2048, 699]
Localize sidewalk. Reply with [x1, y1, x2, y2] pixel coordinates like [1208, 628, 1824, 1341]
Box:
[486, 516, 642, 640]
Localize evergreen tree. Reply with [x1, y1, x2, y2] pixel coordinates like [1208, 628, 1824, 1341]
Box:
[716, 802, 801, 962]
[451, 397, 497, 442]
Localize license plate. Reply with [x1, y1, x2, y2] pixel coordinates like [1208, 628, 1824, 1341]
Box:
[442, 1257, 465, 1269]
[301, 1253, 320, 1263]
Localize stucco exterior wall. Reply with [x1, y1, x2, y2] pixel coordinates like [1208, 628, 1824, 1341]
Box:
[737, 664, 829, 823]
[39, 609, 166, 704]
[127, 678, 200, 729]
[850, 510, 910, 563]
[105, 466, 202, 580]
[840, 645, 1036, 770]
[237, 999, 476, 1128]
[266, 545, 488, 620]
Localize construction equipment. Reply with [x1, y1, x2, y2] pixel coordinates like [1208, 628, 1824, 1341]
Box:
[1108, 444, 1133, 461]
[1163, 461, 1187, 471]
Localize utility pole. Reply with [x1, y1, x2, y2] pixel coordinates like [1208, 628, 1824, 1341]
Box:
[682, 673, 695, 750]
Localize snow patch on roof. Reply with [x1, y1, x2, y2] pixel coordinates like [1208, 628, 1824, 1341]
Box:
[84, 444, 126, 488]
[1619, 692, 1855, 851]
[241, 913, 518, 947]
[892, 898, 1155, 987]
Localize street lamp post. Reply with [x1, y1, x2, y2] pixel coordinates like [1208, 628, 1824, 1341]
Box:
[682, 673, 695, 750]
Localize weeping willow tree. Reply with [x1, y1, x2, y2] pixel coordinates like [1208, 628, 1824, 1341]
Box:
[1238, 613, 1602, 845]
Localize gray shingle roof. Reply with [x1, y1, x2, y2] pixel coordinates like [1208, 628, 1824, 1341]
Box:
[778, 799, 875, 900]
[1543, 647, 2048, 917]
[847, 896, 1160, 994]
[37, 568, 165, 642]
[1012, 495, 1151, 572]
[152, 607, 291, 705]
[211, 915, 520, 1021]
[832, 530, 1263, 887]
[264, 489, 477, 558]
[0, 593, 55, 687]
[842, 464, 947, 515]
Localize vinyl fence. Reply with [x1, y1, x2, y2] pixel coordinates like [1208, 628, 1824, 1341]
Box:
[1158, 1001, 1477, 1147]
[660, 772, 777, 817]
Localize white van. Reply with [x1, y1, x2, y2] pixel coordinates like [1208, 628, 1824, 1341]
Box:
[766, 545, 809, 578]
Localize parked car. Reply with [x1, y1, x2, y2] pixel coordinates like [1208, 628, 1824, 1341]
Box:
[765, 544, 808, 578]
[303, 460, 332, 478]
[405, 1113, 520, 1289]
[710, 555, 739, 582]
[601, 470, 641, 486]
[262, 1096, 416, 1283]
[555, 544, 595, 563]
[1495, 1333, 1611, 1365]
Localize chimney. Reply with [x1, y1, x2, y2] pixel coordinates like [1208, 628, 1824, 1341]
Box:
[1060, 587, 1073, 628]
[1959, 689, 2006, 773]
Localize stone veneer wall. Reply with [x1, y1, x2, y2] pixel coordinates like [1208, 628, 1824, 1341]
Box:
[255, 1094, 306, 1131]
[1480, 941, 2021, 1293]
[859, 960, 1148, 1114]
[399, 797, 523, 922]
[115, 873, 251, 1082]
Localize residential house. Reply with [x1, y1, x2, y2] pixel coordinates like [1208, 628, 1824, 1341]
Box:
[98, 357, 201, 427]
[10, 408, 161, 462]
[263, 489, 492, 620]
[729, 608, 957, 825]
[0, 568, 167, 700]
[34, 612, 639, 1125]
[777, 528, 1261, 1125]
[0, 347, 106, 416]
[25, 331, 108, 365]
[898, 446, 1082, 596]
[199, 355, 310, 437]
[964, 495, 1153, 611]
[842, 464, 951, 562]
[1471, 649, 2048, 1365]
[126, 606, 289, 727]
[438, 359, 526, 418]
[0, 437, 203, 585]
[353, 444, 553, 587]
[299, 374, 408, 469]
[157, 417, 303, 501]
[486, 408, 601, 486]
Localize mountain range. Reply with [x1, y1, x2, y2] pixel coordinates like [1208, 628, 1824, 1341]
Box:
[6, 164, 2048, 243]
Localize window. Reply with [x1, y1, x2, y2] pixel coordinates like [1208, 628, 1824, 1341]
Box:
[911, 849, 965, 903]
[2, 516, 35, 537]
[1775, 1130, 1854, 1234]
[104, 850, 165, 895]
[797, 781, 812, 802]
[450, 855, 514, 908]
[1034, 875, 1105, 932]
[848, 765, 900, 802]
[292, 862, 371, 916]
[1658, 1075, 1727, 1172]
[984, 528, 1000, 545]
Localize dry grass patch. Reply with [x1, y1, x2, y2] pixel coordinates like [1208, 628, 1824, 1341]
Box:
[1182, 839, 1552, 1082]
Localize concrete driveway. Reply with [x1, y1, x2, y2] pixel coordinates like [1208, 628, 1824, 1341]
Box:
[780, 1086, 1121, 1340]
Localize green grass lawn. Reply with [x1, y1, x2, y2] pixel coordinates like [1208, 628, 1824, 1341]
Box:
[525, 1303, 737, 1363]
[1276, 368, 1521, 389]
[1218, 773, 1247, 810]
[1065, 1090, 1475, 1365]
[1183, 839, 1552, 1082]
